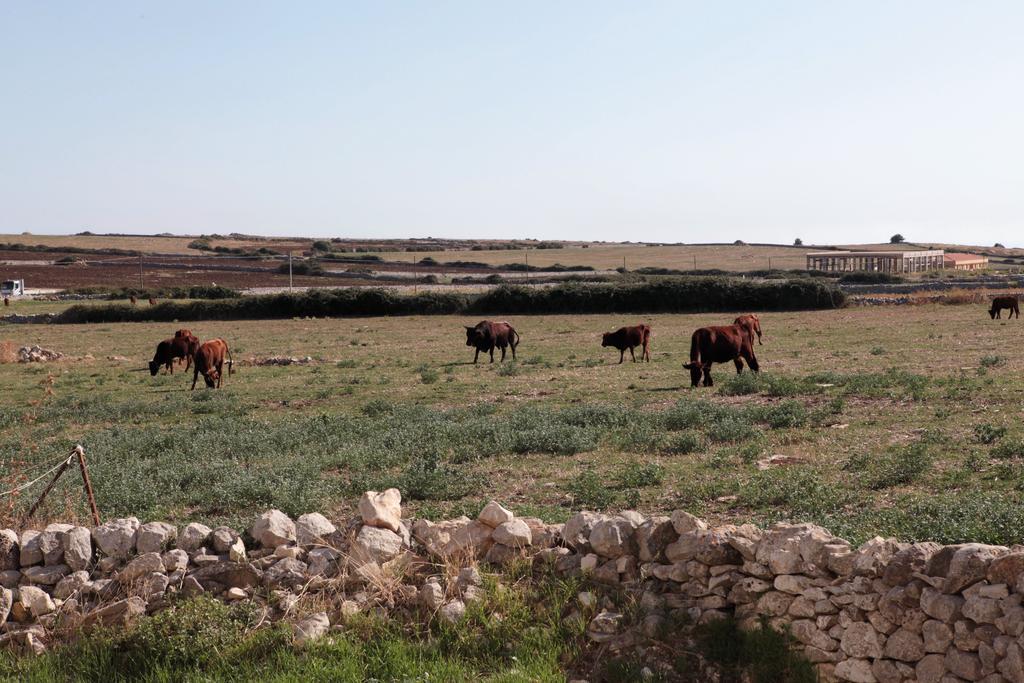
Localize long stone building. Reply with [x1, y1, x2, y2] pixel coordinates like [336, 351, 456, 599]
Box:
[806, 249, 945, 273]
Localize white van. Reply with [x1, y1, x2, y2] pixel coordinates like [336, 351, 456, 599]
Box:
[0, 279, 25, 297]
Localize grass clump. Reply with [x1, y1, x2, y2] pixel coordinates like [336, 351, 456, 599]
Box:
[974, 423, 1007, 445]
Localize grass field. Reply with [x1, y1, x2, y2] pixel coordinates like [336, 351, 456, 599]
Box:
[2, 303, 1023, 548]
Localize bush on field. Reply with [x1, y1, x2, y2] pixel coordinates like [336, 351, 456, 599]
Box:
[54, 278, 844, 324]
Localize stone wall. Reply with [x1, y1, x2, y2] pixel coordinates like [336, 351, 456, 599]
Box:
[2, 492, 1022, 682]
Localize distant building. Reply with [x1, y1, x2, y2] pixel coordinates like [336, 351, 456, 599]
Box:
[806, 250, 945, 273]
[943, 252, 988, 271]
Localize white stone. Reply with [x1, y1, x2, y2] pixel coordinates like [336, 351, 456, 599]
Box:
[251, 510, 296, 548]
[162, 549, 189, 573]
[136, 522, 177, 554]
[296, 513, 337, 545]
[670, 510, 708, 535]
[359, 489, 403, 533]
[351, 525, 404, 565]
[62, 527, 92, 571]
[492, 519, 532, 548]
[293, 612, 330, 646]
[834, 658, 876, 683]
[439, 600, 466, 623]
[91, 517, 140, 559]
[228, 537, 247, 563]
[19, 585, 55, 617]
[120, 552, 165, 581]
[477, 501, 514, 528]
[177, 523, 212, 553]
[39, 523, 72, 565]
[19, 530, 42, 566]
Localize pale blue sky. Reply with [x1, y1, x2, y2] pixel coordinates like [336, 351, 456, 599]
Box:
[2, 2, 1022, 245]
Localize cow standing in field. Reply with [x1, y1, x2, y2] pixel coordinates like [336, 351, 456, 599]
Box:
[148, 297, 156, 306]
[465, 321, 519, 364]
[990, 296, 1020, 319]
[129, 296, 137, 306]
[601, 324, 651, 363]
[149, 336, 197, 376]
[173, 329, 200, 370]
[3, 298, 8, 307]
[733, 314, 763, 345]
[192, 338, 233, 389]
[683, 324, 760, 387]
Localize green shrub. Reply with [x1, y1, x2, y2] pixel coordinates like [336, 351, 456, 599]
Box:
[663, 431, 706, 454]
[761, 401, 808, 429]
[709, 415, 761, 443]
[992, 438, 1024, 459]
[616, 462, 664, 488]
[981, 355, 1007, 368]
[974, 423, 1007, 445]
[718, 373, 760, 396]
[568, 468, 617, 509]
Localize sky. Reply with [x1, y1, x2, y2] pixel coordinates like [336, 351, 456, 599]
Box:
[2, 2, 1022, 246]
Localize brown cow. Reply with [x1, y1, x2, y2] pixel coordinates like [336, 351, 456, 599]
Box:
[2, 297, 8, 307]
[734, 314, 763, 345]
[990, 296, 1020, 319]
[465, 321, 519, 364]
[173, 329, 200, 369]
[149, 337, 195, 376]
[192, 338, 233, 389]
[129, 295, 137, 306]
[602, 324, 651, 363]
[148, 297, 156, 306]
[683, 324, 760, 387]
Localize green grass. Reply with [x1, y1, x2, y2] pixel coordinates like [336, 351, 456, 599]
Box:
[3, 305, 1024, 547]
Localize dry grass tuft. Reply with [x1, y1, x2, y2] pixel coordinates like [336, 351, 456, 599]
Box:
[0, 341, 16, 364]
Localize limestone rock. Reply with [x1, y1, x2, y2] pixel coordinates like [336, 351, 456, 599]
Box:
[82, 597, 146, 626]
[228, 537, 247, 563]
[987, 551, 1024, 587]
[439, 600, 466, 623]
[0, 530, 18, 571]
[306, 547, 339, 576]
[834, 658, 876, 682]
[19, 530, 42, 566]
[945, 647, 983, 681]
[351, 525, 404, 565]
[296, 513, 337, 546]
[883, 627, 925, 662]
[943, 544, 1009, 594]
[589, 518, 634, 558]
[359, 489, 403, 533]
[162, 549, 189, 573]
[669, 510, 708, 535]
[840, 621, 883, 659]
[562, 512, 604, 552]
[39, 524, 72, 565]
[120, 553, 164, 581]
[420, 581, 444, 610]
[22, 564, 70, 585]
[0, 587, 10, 623]
[477, 501, 514, 529]
[136, 522, 177, 554]
[177, 523, 212, 553]
[62, 527, 92, 571]
[190, 561, 262, 590]
[636, 516, 676, 563]
[251, 510, 296, 549]
[883, 542, 940, 586]
[210, 527, 238, 554]
[19, 585, 55, 617]
[54, 571, 90, 600]
[91, 517, 140, 559]
[492, 519, 532, 548]
[293, 612, 330, 647]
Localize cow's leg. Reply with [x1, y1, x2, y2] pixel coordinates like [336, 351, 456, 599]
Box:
[217, 361, 224, 388]
[489, 347, 495, 363]
[703, 366, 713, 387]
[618, 349, 624, 364]
[745, 350, 760, 373]
[629, 347, 636, 363]
[473, 348, 480, 364]
[643, 344, 650, 362]
[510, 343, 516, 360]
[191, 368, 199, 390]
[500, 345, 507, 362]
[734, 358, 744, 374]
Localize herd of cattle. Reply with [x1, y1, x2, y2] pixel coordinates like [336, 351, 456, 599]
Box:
[148, 294, 1017, 390]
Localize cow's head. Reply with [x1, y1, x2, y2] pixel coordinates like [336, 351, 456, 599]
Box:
[682, 361, 704, 387]
[601, 332, 611, 347]
[148, 360, 160, 376]
[202, 370, 218, 388]
[989, 307, 997, 319]
[465, 326, 480, 346]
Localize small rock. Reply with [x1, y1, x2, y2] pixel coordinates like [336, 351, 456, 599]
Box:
[19, 530, 42, 566]
[420, 581, 445, 610]
[210, 527, 238, 554]
[492, 519, 532, 548]
[91, 517, 140, 560]
[177, 523, 212, 553]
[439, 600, 466, 623]
[120, 553, 165, 581]
[478, 501, 514, 528]
[22, 564, 70, 585]
[228, 537, 247, 563]
[225, 587, 247, 601]
[358, 489, 403, 533]
[136, 522, 177, 554]
[19, 586, 55, 617]
[295, 513, 337, 545]
[351, 525, 404, 565]
[62, 527, 92, 571]
[251, 510, 296, 549]
[162, 549, 189, 573]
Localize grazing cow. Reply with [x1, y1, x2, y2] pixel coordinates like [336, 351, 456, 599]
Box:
[733, 314, 763, 345]
[148, 297, 156, 306]
[173, 329, 200, 369]
[2, 297, 8, 307]
[192, 338, 233, 389]
[601, 324, 652, 363]
[129, 296, 137, 306]
[465, 320, 519, 364]
[149, 337, 196, 376]
[683, 324, 760, 387]
[990, 296, 1020, 319]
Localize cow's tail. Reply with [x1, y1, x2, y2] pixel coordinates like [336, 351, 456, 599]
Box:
[226, 342, 234, 375]
[689, 331, 700, 365]
[510, 327, 520, 351]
